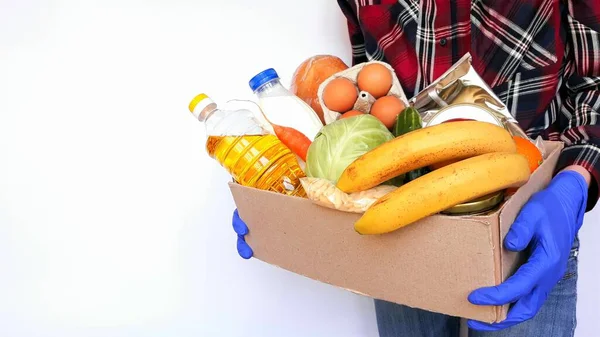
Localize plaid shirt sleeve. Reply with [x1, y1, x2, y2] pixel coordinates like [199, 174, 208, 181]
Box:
[337, 0, 368, 66]
[556, 1, 600, 210]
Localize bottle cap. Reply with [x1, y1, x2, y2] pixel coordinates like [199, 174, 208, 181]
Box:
[189, 93, 217, 121]
[249, 68, 279, 92]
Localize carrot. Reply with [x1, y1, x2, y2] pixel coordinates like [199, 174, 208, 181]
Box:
[271, 124, 312, 162]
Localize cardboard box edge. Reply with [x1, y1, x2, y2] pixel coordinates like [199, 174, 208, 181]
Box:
[495, 140, 564, 321]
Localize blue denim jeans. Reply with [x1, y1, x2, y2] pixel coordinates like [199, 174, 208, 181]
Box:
[375, 239, 579, 337]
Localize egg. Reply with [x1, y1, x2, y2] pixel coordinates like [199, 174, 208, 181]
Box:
[340, 110, 364, 119]
[370, 96, 406, 129]
[322, 78, 358, 112]
[357, 63, 393, 99]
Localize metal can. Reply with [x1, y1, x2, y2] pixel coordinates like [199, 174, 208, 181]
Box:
[442, 191, 505, 216]
[425, 104, 517, 214]
[425, 103, 505, 129]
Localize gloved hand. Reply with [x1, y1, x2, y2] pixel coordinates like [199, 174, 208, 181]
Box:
[467, 170, 588, 331]
[232, 209, 253, 259]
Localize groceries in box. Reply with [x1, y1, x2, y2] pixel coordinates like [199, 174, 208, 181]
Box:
[187, 53, 557, 322]
[189, 53, 545, 230]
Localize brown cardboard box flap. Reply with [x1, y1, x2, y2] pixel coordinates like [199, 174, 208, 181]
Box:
[230, 141, 564, 323]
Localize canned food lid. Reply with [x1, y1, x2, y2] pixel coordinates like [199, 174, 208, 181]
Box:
[427, 103, 503, 128]
[443, 191, 505, 215]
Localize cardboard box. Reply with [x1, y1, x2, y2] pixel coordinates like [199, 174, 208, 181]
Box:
[229, 141, 563, 323]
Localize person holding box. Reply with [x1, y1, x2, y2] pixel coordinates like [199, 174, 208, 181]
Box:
[232, 1, 599, 336]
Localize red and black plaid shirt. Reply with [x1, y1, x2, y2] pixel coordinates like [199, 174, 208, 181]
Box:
[337, 0, 600, 209]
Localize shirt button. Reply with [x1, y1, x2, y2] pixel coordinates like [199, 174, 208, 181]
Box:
[440, 38, 448, 46]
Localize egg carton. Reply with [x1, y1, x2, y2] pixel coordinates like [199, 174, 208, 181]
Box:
[317, 61, 410, 125]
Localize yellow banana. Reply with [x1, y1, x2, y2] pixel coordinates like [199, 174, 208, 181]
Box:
[354, 152, 531, 235]
[337, 121, 517, 193]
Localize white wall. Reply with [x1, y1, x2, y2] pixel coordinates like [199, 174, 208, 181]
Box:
[0, 1, 597, 336]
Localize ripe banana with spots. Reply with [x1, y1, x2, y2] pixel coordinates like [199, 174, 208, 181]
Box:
[336, 121, 517, 193]
[354, 152, 531, 235]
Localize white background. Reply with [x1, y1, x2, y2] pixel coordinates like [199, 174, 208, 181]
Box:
[0, 0, 598, 336]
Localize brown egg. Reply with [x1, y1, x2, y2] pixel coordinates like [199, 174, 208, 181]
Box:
[370, 96, 406, 129]
[357, 63, 393, 99]
[340, 110, 364, 119]
[322, 78, 358, 112]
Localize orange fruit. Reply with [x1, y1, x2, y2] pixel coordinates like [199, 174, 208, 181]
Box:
[513, 136, 543, 173]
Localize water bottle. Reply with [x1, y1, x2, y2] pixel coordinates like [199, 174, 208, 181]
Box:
[249, 68, 323, 141]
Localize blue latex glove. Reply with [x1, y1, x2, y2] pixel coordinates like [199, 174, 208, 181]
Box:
[232, 209, 253, 259]
[467, 171, 588, 331]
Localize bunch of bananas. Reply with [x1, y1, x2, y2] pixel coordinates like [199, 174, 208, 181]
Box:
[337, 121, 530, 235]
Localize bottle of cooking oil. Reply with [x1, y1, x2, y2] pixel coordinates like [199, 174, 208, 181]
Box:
[188, 93, 306, 197]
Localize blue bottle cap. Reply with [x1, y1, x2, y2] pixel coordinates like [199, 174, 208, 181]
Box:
[249, 68, 279, 92]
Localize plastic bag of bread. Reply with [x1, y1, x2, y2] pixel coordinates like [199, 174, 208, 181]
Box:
[300, 177, 397, 213]
[290, 55, 349, 124]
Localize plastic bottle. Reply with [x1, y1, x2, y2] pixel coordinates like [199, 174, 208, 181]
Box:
[188, 93, 306, 197]
[249, 68, 323, 141]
